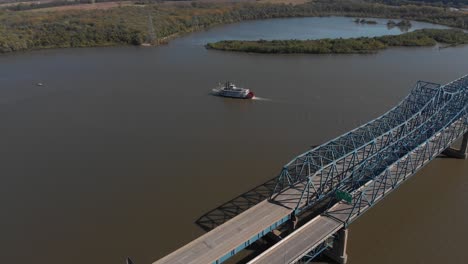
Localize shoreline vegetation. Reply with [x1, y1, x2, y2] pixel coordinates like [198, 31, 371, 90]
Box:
[1, 0, 468, 54]
[354, 18, 378, 24]
[205, 29, 468, 54]
[353, 18, 413, 30]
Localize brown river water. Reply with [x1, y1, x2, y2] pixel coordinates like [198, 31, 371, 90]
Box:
[0, 17, 466, 264]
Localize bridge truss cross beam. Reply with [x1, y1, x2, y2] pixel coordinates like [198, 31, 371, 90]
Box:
[294, 76, 467, 264]
[270, 80, 441, 196]
[270, 75, 468, 218]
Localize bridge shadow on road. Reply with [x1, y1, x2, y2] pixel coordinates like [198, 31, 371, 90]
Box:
[194, 177, 334, 264]
[195, 178, 277, 232]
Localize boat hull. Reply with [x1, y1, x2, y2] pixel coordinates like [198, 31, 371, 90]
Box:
[212, 89, 255, 99]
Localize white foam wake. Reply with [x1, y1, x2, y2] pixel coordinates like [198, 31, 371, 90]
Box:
[252, 96, 272, 101]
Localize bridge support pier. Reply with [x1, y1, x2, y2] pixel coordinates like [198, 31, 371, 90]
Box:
[442, 132, 468, 159]
[289, 213, 298, 231]
[324, 228, 348, 264]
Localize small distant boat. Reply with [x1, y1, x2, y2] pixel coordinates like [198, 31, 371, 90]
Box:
[212, 81, 254, 99]
[36, 82, 43, 86]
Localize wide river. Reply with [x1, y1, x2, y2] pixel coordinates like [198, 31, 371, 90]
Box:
[0, 17, 467, 264]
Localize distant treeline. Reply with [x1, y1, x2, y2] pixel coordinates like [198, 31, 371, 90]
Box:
[4, 0, 107, 11]
[2, 0, 187, 11]
[1, 0, 468, 53]
[365, 0, 468, 8]
[206, 29, 468, 54]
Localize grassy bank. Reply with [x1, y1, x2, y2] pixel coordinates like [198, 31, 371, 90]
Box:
[205, 29, 468, 54]
[1, 0, 468, 53]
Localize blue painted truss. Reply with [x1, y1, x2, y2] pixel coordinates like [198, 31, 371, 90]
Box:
[325, 83, 467, 226]
[271, 75, 468, 216]
[270, 75, 467, 264]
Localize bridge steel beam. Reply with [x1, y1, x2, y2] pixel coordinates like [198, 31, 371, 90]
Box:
[331, 83, 467, 202]
[275, 75, 467, 264]
[298, 239, 333, 264]
[326, 117, 467, 228]
[326, 87, 467, 227]
[271, 80, 441, 196]
[294, 90, 467, 264]
[249, 75, 465, 264]
[271, 75, 468, 216]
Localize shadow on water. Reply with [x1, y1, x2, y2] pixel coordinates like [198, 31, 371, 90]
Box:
[437, 154, 456, 159]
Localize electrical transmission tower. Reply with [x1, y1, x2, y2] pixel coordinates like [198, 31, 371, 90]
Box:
[147, 13, 156, 44]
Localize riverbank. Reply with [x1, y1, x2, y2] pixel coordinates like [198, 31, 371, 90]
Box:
[1, 0, 468, 54]
[205, 29, 468, 54]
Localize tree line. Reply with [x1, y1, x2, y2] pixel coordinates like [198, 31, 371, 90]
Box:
[1, 0, 468, 53]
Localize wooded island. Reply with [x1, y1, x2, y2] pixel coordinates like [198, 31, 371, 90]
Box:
[206, 29, 468, 54]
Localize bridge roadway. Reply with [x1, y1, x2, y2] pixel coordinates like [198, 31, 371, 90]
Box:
[247, 215, 342, 264]
[247, 117, 467, 264]
[153, 125, 444, 264]
[154, 191, 295, 264]
[153, 151, 375, 264]
[154, 161, 369, 264]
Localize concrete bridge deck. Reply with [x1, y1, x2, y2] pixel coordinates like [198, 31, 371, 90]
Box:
[247, 118, 467, 264]
[154, 180, 340, 264]
[153, 200, 290, 264]
[247, 215, 341, 264]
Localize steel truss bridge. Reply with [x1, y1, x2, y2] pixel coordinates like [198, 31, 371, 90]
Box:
[154, 75, 468, 264]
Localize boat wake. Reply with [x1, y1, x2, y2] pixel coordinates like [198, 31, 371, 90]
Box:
[252, 96, 272, 101]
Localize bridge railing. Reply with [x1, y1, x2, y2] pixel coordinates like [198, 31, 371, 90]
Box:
[341, 87, 467, 192]
[297, 80, 467, 264]
[270, 81, 441, 195]
[271, 75, 468, 215]
[326, 92, 467, 226]
[292, 89, 455, 212]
